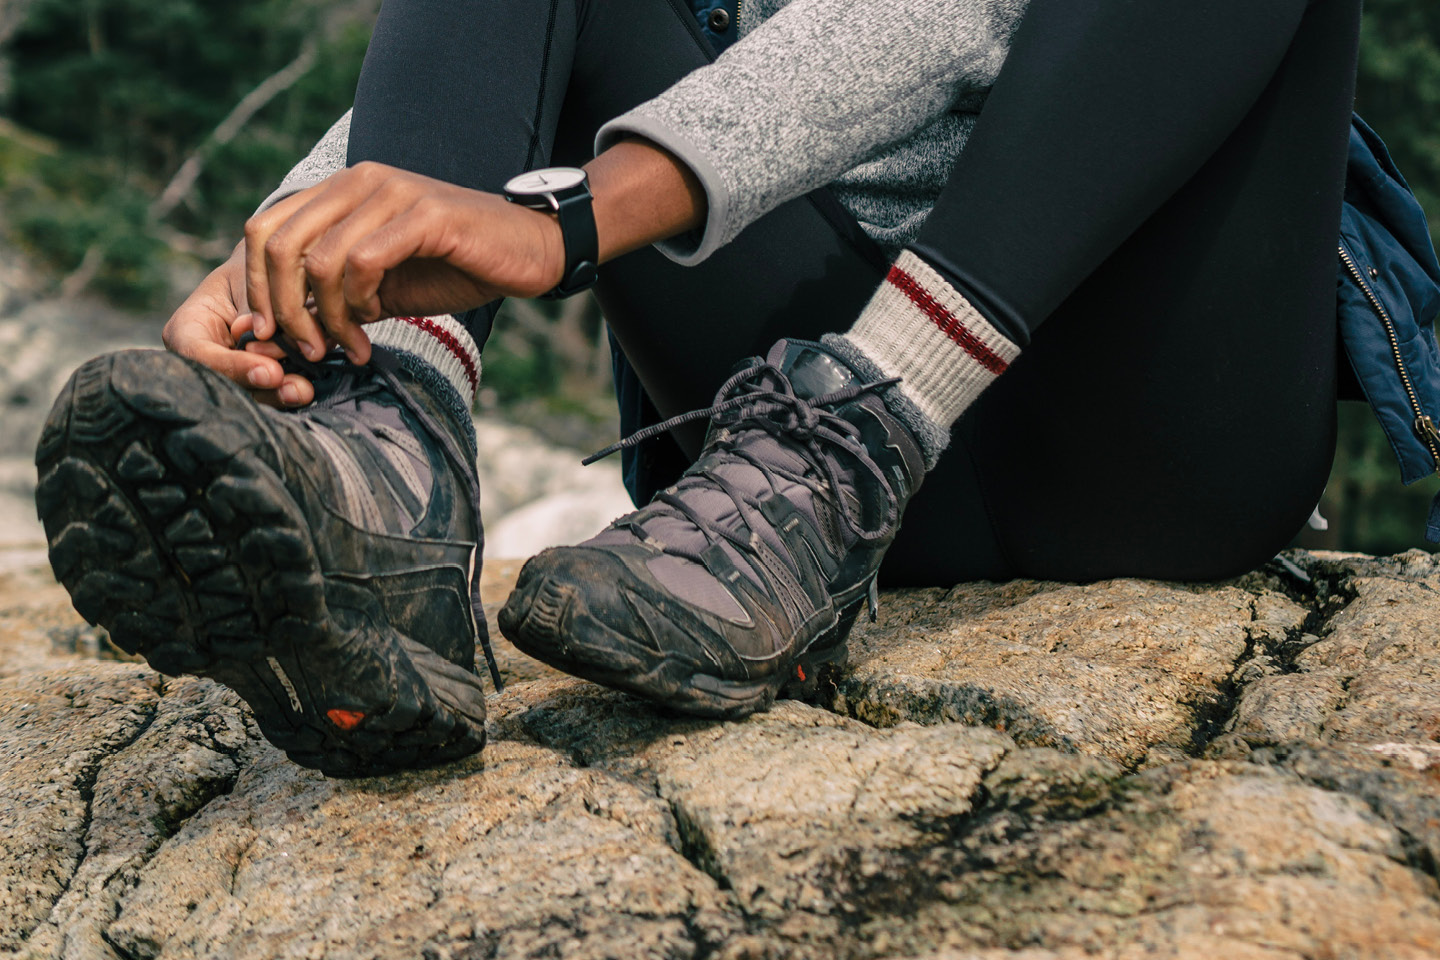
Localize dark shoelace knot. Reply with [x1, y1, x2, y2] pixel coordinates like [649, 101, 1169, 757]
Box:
[583, 358, 903, 553]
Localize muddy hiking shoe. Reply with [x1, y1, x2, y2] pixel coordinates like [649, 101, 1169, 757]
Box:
[499, 338, 926, 718]
[35, 347, 501, 777]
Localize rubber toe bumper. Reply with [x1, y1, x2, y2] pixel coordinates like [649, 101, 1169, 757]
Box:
[499, 546, 850, 718]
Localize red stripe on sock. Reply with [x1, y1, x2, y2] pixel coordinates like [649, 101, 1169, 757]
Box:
[395, 316, 479, 392]
[886, 266, 1010, 376]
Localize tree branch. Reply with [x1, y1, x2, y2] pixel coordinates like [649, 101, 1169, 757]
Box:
[58, 244, 104, 301]
[149, 39, 318, 223]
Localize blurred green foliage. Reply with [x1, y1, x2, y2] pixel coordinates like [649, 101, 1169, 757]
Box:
[1, 0, 1439, 553]
[1358, 0, 1440, 244]
[1302, 404, 1440, 555]
[0, 136, 168, 304]
[1, 0, 373, 303]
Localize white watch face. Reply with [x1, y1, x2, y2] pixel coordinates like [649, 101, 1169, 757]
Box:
[505, 167, 587, 195]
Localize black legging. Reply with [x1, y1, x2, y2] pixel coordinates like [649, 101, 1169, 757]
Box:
[347, 0, 1361, 586]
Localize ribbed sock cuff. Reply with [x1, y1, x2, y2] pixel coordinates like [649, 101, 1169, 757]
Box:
[367, 315, 480, 453]
[820, 333, 949, 470]
[368, 315, 480, 403]
[837, 250, 1021, 466]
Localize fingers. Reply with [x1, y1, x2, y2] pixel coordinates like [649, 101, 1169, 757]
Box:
[232, 321, 316, 406]
[243, 163, 524, 354]
[162, 257, 288, 398]
[340, 202, 437, 324]
[243, 187, 314, 344]
[244, 165, 402, 364]
[298, 186, 425, 362]
[236, 376, 315, 409]
[248, 373, 317, 408]
[164, 308, 286, 393]
[163, 251, 328, 409]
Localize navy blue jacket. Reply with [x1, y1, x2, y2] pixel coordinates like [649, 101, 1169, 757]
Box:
[1337, 115, 1440, 538]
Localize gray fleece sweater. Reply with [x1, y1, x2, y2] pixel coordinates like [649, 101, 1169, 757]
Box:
[263, 0, 1029, 265]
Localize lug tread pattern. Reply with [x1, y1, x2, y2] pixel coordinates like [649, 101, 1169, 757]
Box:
[36, 351, 485, 777]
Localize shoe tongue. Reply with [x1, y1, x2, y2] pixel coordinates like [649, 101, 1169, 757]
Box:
[774, 340, 862, 401]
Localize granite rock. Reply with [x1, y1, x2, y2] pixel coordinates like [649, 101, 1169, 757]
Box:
[1209, 550, 1440, 754]
[818, 577, 1310, 769]
[2, 548, 1437, 960]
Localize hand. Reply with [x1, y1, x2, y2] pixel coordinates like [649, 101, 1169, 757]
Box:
[242, 163, 565, 364]
[161, 242, 322, 407]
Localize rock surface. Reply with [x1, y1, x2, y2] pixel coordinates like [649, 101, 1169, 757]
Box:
[2, 547, 1438, 959]
[818, 577, 1307, 768]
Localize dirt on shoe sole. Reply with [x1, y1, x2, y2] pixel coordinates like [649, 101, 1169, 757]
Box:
[35, 350, 486, 777]
[498, 547, 857, 719]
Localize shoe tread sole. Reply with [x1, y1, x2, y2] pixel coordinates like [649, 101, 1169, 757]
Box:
[37, 351, 485, 778]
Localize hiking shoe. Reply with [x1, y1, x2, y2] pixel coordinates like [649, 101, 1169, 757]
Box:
[35, 348, 500, 777]
[498, 338, 925, 717]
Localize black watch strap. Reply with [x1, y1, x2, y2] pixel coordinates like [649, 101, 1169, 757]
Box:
[542, 184, 598, 300]
[503, 169, 598, 300]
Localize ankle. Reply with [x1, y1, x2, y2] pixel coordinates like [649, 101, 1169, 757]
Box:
[366, 315, 480, 455]
[833, 250, 1022, 470]
[820, 333, 948, 471]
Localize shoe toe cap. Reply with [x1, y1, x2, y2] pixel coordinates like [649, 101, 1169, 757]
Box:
[500, 547, 622, 653]
[499, 546, 727, 673]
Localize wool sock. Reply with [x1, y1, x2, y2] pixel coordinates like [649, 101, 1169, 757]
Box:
[825, 249, 1021, 469]
[365, 314, 482, 447]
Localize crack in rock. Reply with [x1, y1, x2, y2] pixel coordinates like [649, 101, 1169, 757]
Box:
[846, 759, 1440, 959]
[48, 695, 160, 924]
[0, 663, 160, 952]
[666, 797, 733, 893]
[505, 681, 1012, 938]
[813, 577, 1272, 769]
[7, 550, 1440, 959]
[26, 677, 254, 960]
[103, 714, 743, 960]
[1210, 550, 1440, 758]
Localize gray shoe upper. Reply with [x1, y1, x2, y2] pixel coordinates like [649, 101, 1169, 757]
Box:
[262, 348, 499, 687]
[582, 338, 926, 659]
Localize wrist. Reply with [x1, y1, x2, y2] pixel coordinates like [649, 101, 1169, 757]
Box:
[536, 210, 567, 292]
[584, 138, 706, 264]
[502, 168, 597, 298]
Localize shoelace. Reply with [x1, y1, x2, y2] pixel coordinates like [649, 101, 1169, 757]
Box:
[584, 359, 903, 565]
[247, 334, 504, 692]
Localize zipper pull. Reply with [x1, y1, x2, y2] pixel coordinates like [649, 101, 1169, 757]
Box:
[1413, 414, 1440, 463]
[867, 576, 880, 623]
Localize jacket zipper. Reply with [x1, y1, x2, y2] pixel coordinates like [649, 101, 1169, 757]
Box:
[1340, 245, 1440, 469]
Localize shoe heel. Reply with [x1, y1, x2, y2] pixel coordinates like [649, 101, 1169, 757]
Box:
[780, 597, 863, 701]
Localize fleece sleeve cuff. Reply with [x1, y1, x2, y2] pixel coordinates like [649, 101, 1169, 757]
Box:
[595, 112, 734, 267]
[255, 110, 353, 215]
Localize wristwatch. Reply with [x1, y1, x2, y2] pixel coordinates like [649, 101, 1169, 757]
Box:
[502, 167, 598, 299]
